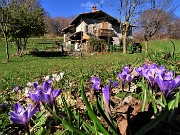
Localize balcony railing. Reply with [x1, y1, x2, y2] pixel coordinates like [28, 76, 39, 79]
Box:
[97, 29, 114, 37]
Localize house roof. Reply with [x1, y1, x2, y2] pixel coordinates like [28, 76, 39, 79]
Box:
[70, 10, 120, 26]
[61, 25, 74, 33]
[61, 10, 120, 33]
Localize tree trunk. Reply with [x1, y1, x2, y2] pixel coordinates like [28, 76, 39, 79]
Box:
[5, 36, 10, 61]
[23, 37, 28, 50]
[123, 32, 127, 53]
[15, 38, 24, 57]
[2, 31, 10, 61]
[145, 40, 148, 53]
[15, 39, 20, 56]
[1, 27, 10, 61]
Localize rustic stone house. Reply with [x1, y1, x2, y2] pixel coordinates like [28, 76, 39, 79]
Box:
[62, 6, 133, 51]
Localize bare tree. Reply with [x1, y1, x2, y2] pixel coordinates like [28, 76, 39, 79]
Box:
[118, 0, 140, 53]
[98, 0, 143, 53]
[53, 17, 61, 34]
[44, 14, 54, 34]
[53, 17, 71, 35]
[138, 0, 175, 52]
[140, 9, 170, 51]
[133, 29, 144, 41]
[44, 16, 72, 35]
[168, 18, 180, 39]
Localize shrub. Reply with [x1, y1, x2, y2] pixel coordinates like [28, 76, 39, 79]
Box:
[88, 38, 107, 52]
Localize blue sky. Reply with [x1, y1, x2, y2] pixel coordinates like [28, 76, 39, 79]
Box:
[41, 0, 180, 18]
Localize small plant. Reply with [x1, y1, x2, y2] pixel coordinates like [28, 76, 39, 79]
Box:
[88, 37, 107, 52]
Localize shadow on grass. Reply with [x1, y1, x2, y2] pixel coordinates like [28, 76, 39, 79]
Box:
[28, 51, 68, 57]
[37, 42, 53, 44]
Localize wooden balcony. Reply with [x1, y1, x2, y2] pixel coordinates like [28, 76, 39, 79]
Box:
[97, 29, 114, 37]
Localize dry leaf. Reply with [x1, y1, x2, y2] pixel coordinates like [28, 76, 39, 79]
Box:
[118, 117, 127, 135]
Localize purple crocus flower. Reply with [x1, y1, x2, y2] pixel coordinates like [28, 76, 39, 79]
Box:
[91, 77, 101, 90]
[135, 63, 164, 77]
[103, 79, 120, 105]
[29, 89, 41, 103]
[126, 74, 134, 84]
[8, 103, 39, 126]
[31, 80, 51, 93]
[117, 65, 134, 89]
[29, 80, 61, 106]
[144, 68, 157, 90]
[103, 85, 113, 123]
[134, 66, 144, 76]
[156, 78, 174, 97]
[39, 88, 61, 106]
[41, 79, 52, 92]
[123, 65, 131, 74]
[32, 82, 38, 88]
[109, 79, 120, 88]
[160, 70, 174, 80]
[103, 85, 110, 105]
[135, 63, 166, 90]
[117, 72, 127, 89]
[156, 75, 180, 97]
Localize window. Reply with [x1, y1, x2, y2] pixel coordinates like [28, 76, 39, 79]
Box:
[102, 21, 107, 29]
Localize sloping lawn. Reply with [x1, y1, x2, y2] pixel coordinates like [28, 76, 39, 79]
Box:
[0, 52, 144, 90]
[0, 38, 179, 90]
[148, 39, 180, 53]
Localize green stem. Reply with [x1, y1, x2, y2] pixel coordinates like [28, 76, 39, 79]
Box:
[25, 123, 30, 135]
[96, 98, 118, 134]
[81, 79, 109, 135]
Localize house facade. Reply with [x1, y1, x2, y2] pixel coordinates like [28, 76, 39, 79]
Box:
[62, 6, 132, 51]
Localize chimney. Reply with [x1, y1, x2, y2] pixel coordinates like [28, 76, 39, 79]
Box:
[92, 5, 97, 12]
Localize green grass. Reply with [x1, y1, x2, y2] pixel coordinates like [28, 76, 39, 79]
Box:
[0, 38, 179, 134]
[0, 52, 144, 90]
[146, 39, 180, 53]
[0, 38, 180, 91]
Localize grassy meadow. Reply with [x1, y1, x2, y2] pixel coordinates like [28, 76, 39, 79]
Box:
[0, 38, 180, 134]
[147, 39, 180, 53]
[0, 38, 179, 91]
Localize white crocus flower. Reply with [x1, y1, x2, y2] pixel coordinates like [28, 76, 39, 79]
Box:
[24, 87, 30, 94]
[55, 75, 61, 82]
[60, 72, 64, 79]
[52, 73, 61, 82]
[52, 73, 57, 78]
[26, 82, 33, 87]
[52, 73, 57, 81]
[44, 75, 50, 81]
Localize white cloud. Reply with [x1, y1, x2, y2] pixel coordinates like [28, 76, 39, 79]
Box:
[81, 2, 95, 10]
[100, 0, 104, 4]
[81, 1, 104, 10]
